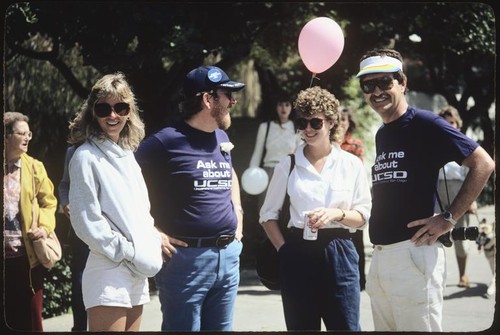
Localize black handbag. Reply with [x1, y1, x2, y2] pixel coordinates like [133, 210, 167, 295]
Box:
[256, 154, 295, 290]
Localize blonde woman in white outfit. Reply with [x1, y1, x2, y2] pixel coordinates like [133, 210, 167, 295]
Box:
[67, 73, 163, 331]
[248, 95, 302, 207]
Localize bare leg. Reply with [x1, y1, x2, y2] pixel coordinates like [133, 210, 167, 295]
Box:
[457, 256, 470, 288]
[88, 305, 143, 331]
[126, 305, 143, 331]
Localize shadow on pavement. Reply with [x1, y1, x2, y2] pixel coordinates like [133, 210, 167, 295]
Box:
[444, 283, 489, 300]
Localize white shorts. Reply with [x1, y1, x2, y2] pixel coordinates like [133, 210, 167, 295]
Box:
[82, 252, 150, 309]
[366, 239, 446, 331]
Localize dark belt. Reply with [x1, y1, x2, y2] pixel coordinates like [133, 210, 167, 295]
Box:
[176, 234, 236, 249]
[288, 227, 351, 240]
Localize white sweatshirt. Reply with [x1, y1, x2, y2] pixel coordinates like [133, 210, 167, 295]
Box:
[69, 137, 162, 279]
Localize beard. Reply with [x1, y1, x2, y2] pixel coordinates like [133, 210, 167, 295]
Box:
[211, 102, 232, 130]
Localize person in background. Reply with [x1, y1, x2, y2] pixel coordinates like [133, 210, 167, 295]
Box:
[67, 72, 163, 331]
[58, 144, 89, 331]
[4, 111, 58, 331]
[357, 48, 495, 331]
[338, 105, 366, 291]
[435, 105, 477, 288]
[135, 65, 245, 331]
[339, 106, 365, 160]
[259, 86, 372, 331]
[248, 94, 301, 208]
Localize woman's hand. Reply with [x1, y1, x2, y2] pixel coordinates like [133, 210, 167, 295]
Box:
[63, 204, 71, 218]
[27, 227, 48, 240]
[308, 207, 344, 229]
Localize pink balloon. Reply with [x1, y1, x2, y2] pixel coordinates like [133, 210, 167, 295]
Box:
[298, 17, 345, 74]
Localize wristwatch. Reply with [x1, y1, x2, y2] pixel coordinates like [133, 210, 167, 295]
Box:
[442, 211, 457, 225]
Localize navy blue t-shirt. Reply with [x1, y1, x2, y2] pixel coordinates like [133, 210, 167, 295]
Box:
[369, 107, 478, 245]
[135, 120, 237, 238]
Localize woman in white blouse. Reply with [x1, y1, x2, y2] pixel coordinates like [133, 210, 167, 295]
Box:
[248, 95, 302, 207]
[259, 86, 372, 331]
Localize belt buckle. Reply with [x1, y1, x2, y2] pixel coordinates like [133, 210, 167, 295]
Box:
[216, 235, 234, 249]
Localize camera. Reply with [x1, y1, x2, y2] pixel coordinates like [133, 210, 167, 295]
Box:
[439, 226, 479, 247]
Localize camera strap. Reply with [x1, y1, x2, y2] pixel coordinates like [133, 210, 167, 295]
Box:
[443, 168, 451, 207]
[435, 167, 450, 212]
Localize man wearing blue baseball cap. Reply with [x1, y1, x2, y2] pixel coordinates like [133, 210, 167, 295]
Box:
[135, 65, 245, 331]
[357, 48, 495, 332]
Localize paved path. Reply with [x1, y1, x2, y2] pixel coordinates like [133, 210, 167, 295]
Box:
[43, 206, 496, 332]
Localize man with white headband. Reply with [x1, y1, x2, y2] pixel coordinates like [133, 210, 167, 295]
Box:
[356, 48, 495, 331]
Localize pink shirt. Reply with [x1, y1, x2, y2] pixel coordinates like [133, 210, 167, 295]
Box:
[4, 159, 26, 257]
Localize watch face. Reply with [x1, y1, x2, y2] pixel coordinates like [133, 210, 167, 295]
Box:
[444, 212, 451, 220]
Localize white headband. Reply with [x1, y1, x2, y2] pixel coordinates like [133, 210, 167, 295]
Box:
[356, 55, 403, 78]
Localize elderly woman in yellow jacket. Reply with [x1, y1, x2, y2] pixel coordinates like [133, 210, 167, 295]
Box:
[4, 111, 58, 331]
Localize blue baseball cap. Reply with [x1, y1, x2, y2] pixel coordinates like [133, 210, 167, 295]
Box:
[183, 65, 245, 96]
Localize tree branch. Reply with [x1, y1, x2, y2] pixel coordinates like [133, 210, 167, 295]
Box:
[6, 40, 90, 99]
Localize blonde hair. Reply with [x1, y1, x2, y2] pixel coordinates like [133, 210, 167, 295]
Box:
[438, 105, 463, 129]
[293, 86, 342, 143]
[68, 72, 145, 150]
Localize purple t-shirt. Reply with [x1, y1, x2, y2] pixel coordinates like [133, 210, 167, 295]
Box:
[369, 107, 478, 245]
[135, 120, 237, 238]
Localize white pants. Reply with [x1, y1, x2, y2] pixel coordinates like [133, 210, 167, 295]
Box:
[366, 239, 446, 331]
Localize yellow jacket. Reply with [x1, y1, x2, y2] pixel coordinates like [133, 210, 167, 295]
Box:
[19, 153, 58, 268]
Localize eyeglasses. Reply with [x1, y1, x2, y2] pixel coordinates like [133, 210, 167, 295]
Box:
[212, 91, 233, 100]
[12, 131, 33, 140]
[296, 118, 324, 130]
[94, 102, 130, 118]
[360, 76, 395, 94]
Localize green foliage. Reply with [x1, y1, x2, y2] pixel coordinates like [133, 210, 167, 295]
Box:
[340, 77, 379, 169]
[4, 3, 494, 183]
[5, 38, 99, 182]
[43, 253, 72, 319]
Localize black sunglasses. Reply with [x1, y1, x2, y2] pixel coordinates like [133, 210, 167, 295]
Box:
[360, 76, 395, 94]
[296, 117, 324, 130]
[211, 91, 232, 100]
[94, 102, 130, 118]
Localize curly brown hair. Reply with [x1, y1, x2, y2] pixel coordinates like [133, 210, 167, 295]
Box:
[293, 86, 342, 143]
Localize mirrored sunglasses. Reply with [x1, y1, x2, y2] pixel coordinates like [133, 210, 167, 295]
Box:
[360, 76, 395, 94]
[94, 102, 130, 118]
[296, 117, 324, 130]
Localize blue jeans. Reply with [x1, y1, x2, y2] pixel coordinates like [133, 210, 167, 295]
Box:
[155, 239, 242, 331]
[280, 232, 361, 331]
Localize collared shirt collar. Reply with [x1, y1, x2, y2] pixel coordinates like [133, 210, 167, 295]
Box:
[5, 158, 21, 174]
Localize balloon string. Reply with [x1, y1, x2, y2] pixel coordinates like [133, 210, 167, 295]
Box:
[309, 73, 320, 88]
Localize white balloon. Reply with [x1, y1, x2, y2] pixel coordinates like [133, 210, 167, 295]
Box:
[241, 167, 269, 195]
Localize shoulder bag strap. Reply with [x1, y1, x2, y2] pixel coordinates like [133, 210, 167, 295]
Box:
[260, 121, 271, 167]
[279, 154, 295, 232]
[31, 158, 39, 229]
